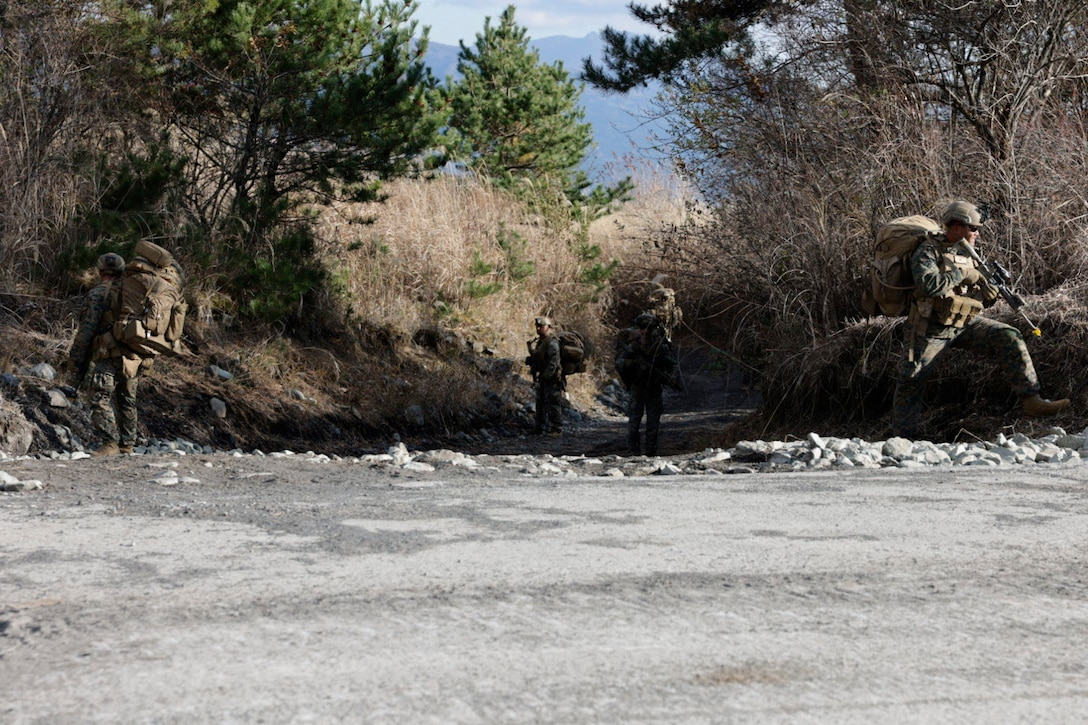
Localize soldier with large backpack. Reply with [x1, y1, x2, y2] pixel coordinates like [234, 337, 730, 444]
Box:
[526, 316, 565, 436]
[891, 201, 1069, 438]
[65, 240, 187, 455]
[614, 312, 679, 456]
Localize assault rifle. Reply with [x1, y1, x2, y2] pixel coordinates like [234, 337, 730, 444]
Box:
[961, 242, 1041, 337]
[525, 339, 537, 384]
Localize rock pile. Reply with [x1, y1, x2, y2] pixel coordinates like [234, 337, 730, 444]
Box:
[1, 359, 1085, 479]
[2, 428, 1087, 487]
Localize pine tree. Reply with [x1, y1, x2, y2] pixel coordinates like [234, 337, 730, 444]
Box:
[444, 6, 590, 181]
[124, 0, 441, 233]
[581, 0, 780, 92]
[443, 5, 631, 221]
[100, 0, 443, 319]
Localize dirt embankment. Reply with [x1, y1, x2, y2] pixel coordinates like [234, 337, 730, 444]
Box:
[5, 329, 757, 459]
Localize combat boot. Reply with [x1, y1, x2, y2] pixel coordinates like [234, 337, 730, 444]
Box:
[1022, 394, 1071, 417]
[92, 441, 120, 456]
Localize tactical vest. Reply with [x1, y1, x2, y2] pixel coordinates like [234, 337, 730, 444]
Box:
[910, 240, 985, 332]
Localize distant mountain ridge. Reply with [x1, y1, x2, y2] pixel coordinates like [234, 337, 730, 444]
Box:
[423, 33, 666, 177]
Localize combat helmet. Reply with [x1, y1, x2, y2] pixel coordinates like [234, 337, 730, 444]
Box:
[940, 201, 983, 228]
[635, 312, 659, 329]
[96, 252, 125, 275]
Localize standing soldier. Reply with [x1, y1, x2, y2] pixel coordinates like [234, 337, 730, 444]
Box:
[614, 313, 679, 456]
[65, 253, 149, 455]
[526, 316, 564, 436]
[646, 285, 683, 341]
[894, 200, 1070, 438]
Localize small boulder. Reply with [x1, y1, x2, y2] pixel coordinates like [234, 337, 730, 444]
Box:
[0, 400, 34, 457]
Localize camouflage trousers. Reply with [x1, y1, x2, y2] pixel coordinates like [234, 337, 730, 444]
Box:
[627, 382, 664, 456]
[88, 357, 142, 448]
[535, 379, 564, 433]
[893, 316, 1039, 437]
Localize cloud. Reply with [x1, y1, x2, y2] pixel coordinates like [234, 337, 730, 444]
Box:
[415, 0, 647, 45]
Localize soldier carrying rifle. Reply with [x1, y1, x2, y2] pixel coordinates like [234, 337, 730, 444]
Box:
[526, 316, 564, 436]
[614, 312, 679, 456]
[893, 201, 1070, 438]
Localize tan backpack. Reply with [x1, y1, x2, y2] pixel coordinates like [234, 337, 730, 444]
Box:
[557, 329, 588, 375]
[863, 215, 943, 317]
[112, 240, 188, 357]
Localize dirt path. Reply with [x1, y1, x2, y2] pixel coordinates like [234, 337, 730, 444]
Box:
[4, 454, 1088, 722]
[467, 341, 759, 458]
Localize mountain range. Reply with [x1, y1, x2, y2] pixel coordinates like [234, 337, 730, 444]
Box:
[423, 33, 668, 180]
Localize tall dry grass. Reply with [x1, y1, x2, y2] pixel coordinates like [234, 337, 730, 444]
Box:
[316, 174, 650, 359]
[301, 170, 697, 421]
[587, 163, 710, 332]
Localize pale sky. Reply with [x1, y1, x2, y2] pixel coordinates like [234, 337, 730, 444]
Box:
[412, 0, 645, 46]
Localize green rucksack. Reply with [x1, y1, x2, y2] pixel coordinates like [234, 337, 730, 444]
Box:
[863, 215, 943, 317]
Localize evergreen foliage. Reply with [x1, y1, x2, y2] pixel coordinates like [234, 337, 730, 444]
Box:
[98, 0, 442, 321]
[581, 0, 781, 92]
[443, 6, 590, 181]
[441, 6, 632, 222]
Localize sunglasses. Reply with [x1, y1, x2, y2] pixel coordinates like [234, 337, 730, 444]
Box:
[964, 223, 980, 233]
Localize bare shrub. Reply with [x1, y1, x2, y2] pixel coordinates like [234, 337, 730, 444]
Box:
[634, 1, 1088, 437]
[0, 2, 103, 285]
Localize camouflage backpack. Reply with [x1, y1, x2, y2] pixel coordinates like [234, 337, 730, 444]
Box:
[863, 215, 943, 317]
[112, 240, 188, 357]
[557, 329, 588, 376]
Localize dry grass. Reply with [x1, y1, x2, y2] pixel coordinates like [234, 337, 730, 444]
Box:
[290, 173, 688, 431]
[590, 168, 716, 334]
[295, 171, 721, 433]
[0, 291, 82, 375]
[738, 283, 1088, 442]
[316, 176, 608, 360]
[0, 172, 686, 452]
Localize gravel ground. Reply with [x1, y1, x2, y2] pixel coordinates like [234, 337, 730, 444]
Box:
[4, 451, 1088, 723]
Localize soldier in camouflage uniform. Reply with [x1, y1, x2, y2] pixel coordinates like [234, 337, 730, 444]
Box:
[893, 201, 1070, 438]
[614, 313, 679, 456]
[527, 317, 564, 435]
[66, 253, 149, 456]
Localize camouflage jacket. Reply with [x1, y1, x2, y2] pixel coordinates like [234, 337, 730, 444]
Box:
[68, 281, 116, 371]
[529, 334, 562, 384]
[910, 238, 983, 301]
[909, 238, 998, 336]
